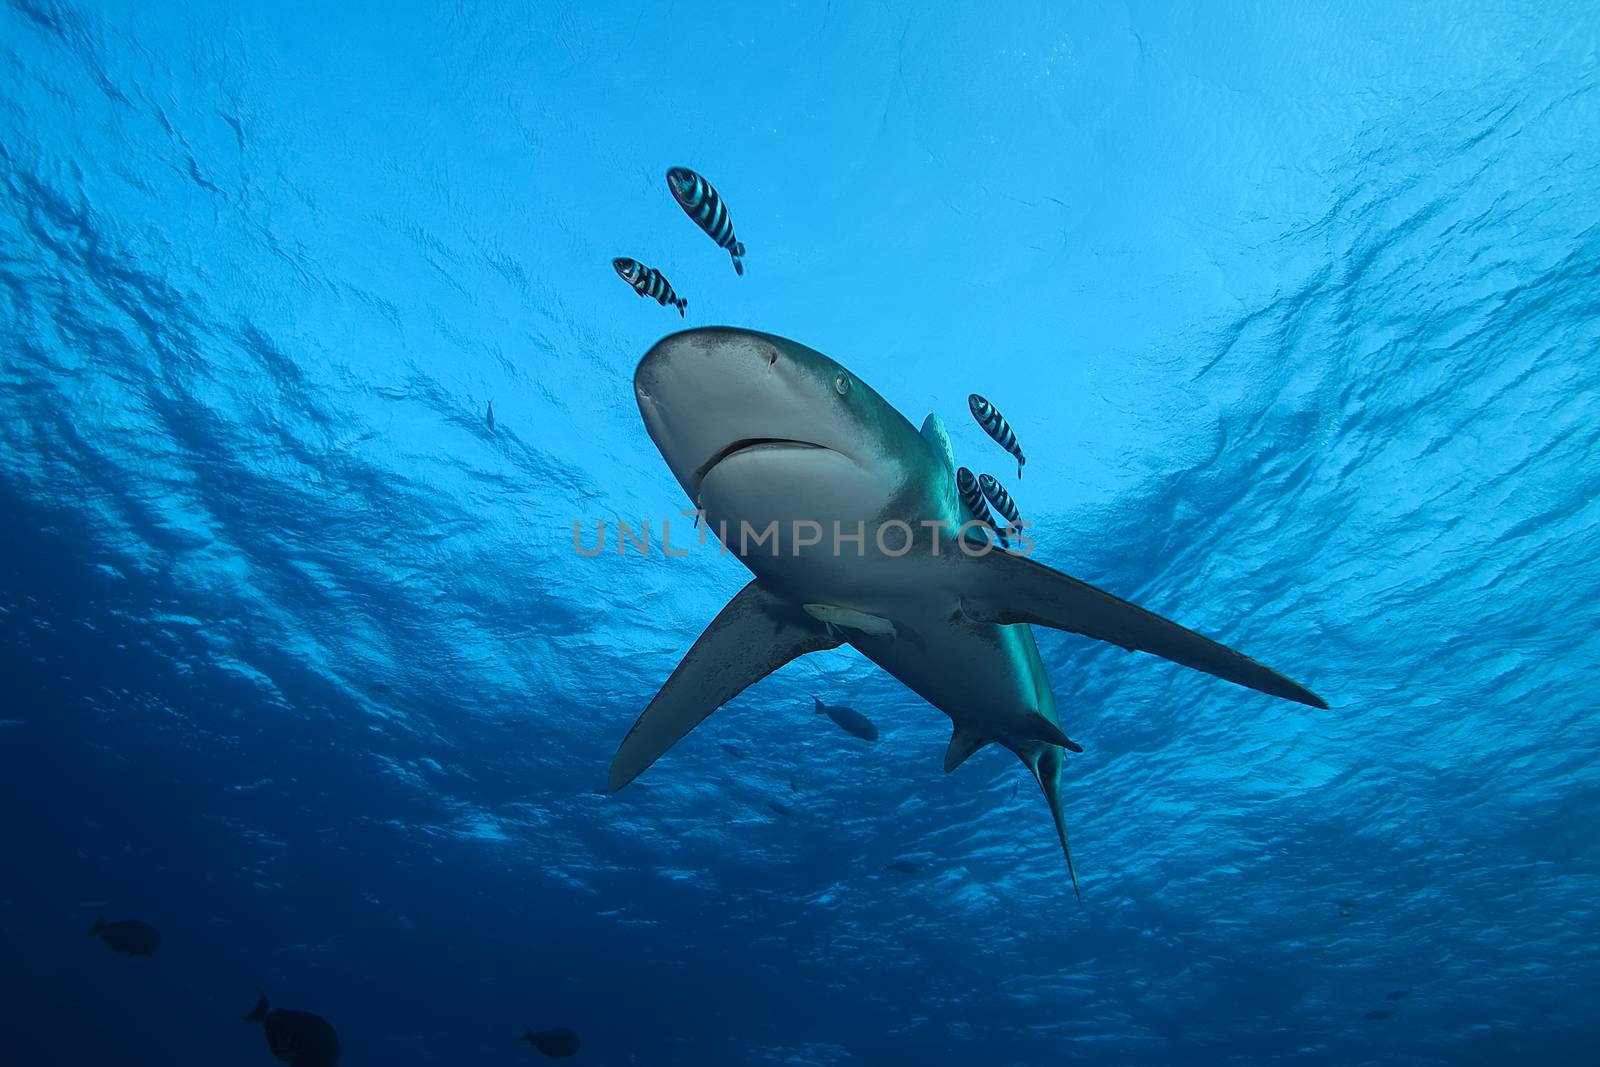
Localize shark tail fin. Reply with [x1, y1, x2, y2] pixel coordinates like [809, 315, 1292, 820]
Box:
[730, 244, 745, 276]
[1027, 746, 1082, 903]
[242, 991, 270, 1023]
[812, 694, 824, 715]
[87, 914, 104, 937]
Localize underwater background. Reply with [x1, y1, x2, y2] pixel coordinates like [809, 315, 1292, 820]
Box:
[2, 1, 1598, 1064]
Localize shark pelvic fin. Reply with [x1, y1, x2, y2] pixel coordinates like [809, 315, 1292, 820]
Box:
[943, 725, 990, 772]
[609, 581, 842, 789]
[1018, 712, 1074, 750]
[953, 549, 1327, 709]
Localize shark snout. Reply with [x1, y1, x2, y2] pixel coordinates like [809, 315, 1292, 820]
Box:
[634, 327, 874, 508]
[634, 328, 782, 406]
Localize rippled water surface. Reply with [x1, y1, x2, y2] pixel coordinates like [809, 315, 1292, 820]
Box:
[3, 1, 1598, 1064]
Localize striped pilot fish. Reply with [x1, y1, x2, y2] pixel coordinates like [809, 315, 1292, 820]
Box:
[667, 167, 746, 275]
[956, 466, 1008, 547]
[968, 393, 1026, 478]
[613, 257, 687, 316]
[978, 473, 1023, 532]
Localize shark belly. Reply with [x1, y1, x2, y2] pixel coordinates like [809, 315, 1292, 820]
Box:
[698, 433, 1057, 743]
[850, 615, 1058, 746]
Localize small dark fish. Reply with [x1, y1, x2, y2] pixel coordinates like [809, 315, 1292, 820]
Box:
[978, 474, 1022, 531]
[968, 394, 1026, 477]
[612, 257, 687, 315]
[1008, 782, 1018, 801]
[486, 400, 495, 433]
[956, 466, 1008, 546]
[87, 914, 160, 956]
[667, 167, 745, 275]
[243, 991, 341, 1067]
[766, 801, 793, 818]
[789, 775, 800, 795]
[885, 860, 926, 875]
[500, 718, 527, 728]
[717, 741, 746, 760]
[522, 1026, 582, 1058]
[1385, 988, 1413, 1001]
[813, 695, 878, 742]
[1364, 1009, 1395, 1022]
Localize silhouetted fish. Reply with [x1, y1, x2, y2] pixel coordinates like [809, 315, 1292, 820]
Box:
[243, 991, 341, 1067]
[717, 741, 747, 760]
[1385, 988, 1413, 1001]
[789, 775, 800, 795]
[87, 914, 160, 956]
[813, 695, 878, 742]
[487, 400, 495, 433]
[522, 1026, 582, 1058]
[766, 801, 793, 818]
[885, 860, 926, 875]
[1364, 1009, 1394, 1021]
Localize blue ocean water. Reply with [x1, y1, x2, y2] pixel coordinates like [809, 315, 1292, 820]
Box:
[2, 1, 1598, 1063]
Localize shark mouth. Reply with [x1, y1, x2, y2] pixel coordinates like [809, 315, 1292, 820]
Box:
[693, 438, 827, 490]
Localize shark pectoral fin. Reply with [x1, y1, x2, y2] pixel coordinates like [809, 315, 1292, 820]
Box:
[954, 549, 1328, 709]
[943, 725, 990, 772]
[609, 581, 842, 789]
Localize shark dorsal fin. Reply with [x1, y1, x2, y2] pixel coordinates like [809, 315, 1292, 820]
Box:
[919, 412, 955, 475]
[920, 413, 960, 520]
[943, 724, 990, 772]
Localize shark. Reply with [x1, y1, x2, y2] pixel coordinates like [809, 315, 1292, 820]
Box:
[610, 327, 1326, 898]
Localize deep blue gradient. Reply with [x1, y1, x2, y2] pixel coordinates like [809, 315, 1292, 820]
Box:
[3, 2, 1598, 1064]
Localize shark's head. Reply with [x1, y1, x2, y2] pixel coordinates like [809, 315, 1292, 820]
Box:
[635, 328, 925, 555]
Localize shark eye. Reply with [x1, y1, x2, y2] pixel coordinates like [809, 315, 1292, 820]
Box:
[834, 372, 851, 396]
